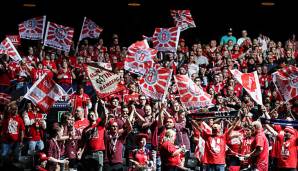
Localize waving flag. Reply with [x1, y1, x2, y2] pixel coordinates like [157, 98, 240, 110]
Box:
[272, 66, 298, 102]
[230, 69, 263, 105]
[151, 27, 180, 52]
[79, 17, 103, 41]
[24, 73, 68, 112]
[139, 65, 172, 100]
[19, 16, 46, 40]
[44, 22, 74, 52]
[171, 10, 196, 31]
[175, 74, 213, 109]
[6, 35, 21, 46]
[125, 40, 157, 75]
[85, 65, 125, 98]
[0, 38, 22, 62]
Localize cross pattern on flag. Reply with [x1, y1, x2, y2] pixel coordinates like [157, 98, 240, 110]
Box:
[85, 65, 125, 98]
[272, 66, 298, 102]
[44, 22, 74, 52]
[174, 74, 213, 109]
[230, 69, 263, 105]
[139, 65, 172, 100]
[18, 16, 46, 40]
[24, 73, 68, 112]
[170, 10, 196, 31]
[79, 17, 103, 41]
[125, 40, 157, 75]
[0, 38, 22, 62]
[151, 27, 181, 52]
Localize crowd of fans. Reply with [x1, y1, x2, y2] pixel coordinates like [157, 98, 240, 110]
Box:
[0, 27, 298, 171]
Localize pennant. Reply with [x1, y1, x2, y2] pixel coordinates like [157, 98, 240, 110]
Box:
[18, 16, 46, 40]
[272, 66, 298, 102]
[6, 35, 21, 46]
[151, 27, 180, 52]
[139, 65, 172, 100]
[79, 17, 103, 41]
[170, 10, 196, 31]
[124, 40, 157, 75]
[0, 38, 22, 62]
[175, 74, 213, 109]
[44, 22, 74, 52]
[24, 73, 68, 112]
[230, 69, 263, 105]
[85, 65, 125, 98]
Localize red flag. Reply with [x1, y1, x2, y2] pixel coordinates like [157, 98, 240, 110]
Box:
[18, 16, 46, 40]
[151, 27, 180, 52]
[24, 73, 68, 112]
[230, 69, 263, 105]
[124, 40, 157, 75]
[0, 38, 22, 62]
[6, 35, 21, 46]
[79, 17, 103, 41]
[85, 65, 125, 98]
[171, 10, 196, 31]
[272, 66, 298, 102]
[139, 65, 172, 100]
[175, 74, 213, 109]
[44, 22, 74, 52]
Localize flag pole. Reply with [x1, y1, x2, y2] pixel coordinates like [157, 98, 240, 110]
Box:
[75, 17, 86, 55]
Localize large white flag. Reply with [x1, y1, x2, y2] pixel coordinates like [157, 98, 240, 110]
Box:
[19, 16, 46, 40]
[0, 38, 22, 62]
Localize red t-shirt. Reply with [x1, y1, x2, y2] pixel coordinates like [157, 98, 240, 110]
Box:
[160, 140, 181, 166]
[123, 93, 139, 105]
[276, 133, 297, 168]
[74, 119, 89, 133]
[202, 132, 227, 164]
[82, 118, 105, 152]
[27, 112, 44, 141]
[251, 130, 269, 171]
[1, 114, 25, 143]
[130, 148, 150, 165]
[57, 69, 73, 85]
[227, 130, 243, 156]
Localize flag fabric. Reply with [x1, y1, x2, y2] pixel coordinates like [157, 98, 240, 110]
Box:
[139, 65, 172, 100]
[6, 35, 21, 46]
[124, 40, 157, 75]
[174, 74, 213, 109]
[24, 73, 68, 112]
[85, 65, 125, 98]
[79, 17, 103, 41]
[97, 62, 112, 71]
[0, 38, 22, 62]
[18, 16, 46, 40]
[151, 27, 181, 52]
[230, 69, 263, 105]
[44, 22, 74, 52]
[272, 66, 298, 102]
[170, 10, 196, 31]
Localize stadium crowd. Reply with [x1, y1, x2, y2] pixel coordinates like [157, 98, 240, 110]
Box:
[0, 27, 298, 171]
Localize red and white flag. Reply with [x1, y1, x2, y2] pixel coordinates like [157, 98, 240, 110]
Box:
[85, 65, 125, 98]
[272, 66, 298, 102]
[44, 22, 74, 52]
[230, 69, 263, 105]
[0, 38, 22, 62]
[171, 10, 196, 31]
[19, 16, 46, 40]
[6, 35, 21, 46]
[24, 73, 68, 112]
[125, 40, 157, 75]
[175, 74, 213, 109]
[151, 27, 180, 52]
[79, 17, 103, 41]
[139, 65, 172, 101]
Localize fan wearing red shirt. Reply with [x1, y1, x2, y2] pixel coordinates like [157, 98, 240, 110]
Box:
[0, 105, 25, 162]
[275, 126, 297, 170]
[246, 121, 269, 171]
[123, 83, 140, 105]
[70, 86, 92, 117]
[57, 61, 76, 91]
[74, 107, 89, 134]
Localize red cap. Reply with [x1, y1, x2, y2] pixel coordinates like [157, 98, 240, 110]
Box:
[37, 152, 48, 162]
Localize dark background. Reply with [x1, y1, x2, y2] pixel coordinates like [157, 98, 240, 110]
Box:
[1, 0, 297, 47]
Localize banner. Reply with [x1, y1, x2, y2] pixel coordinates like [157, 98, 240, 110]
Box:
[230, 69, 263, 105]
[24, 73, 68, 112]
[85, 65, 125, 98]
[151, 27, 180, 52]
[19, 16, 46, 40]
[124, 40, 157, 75]
[139, 65, 172, 100]
[260, 118, 298, 126]
[272, 66, 298, 102]
[175, 74, 213, 109]
[6, 35, 21, 46]
[0, 38, 22, 62]
[79, 17, 103, 41]
[188, 110, 238, 120]
[170, 10, 196, 31]
[44, 22, 74, 52]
